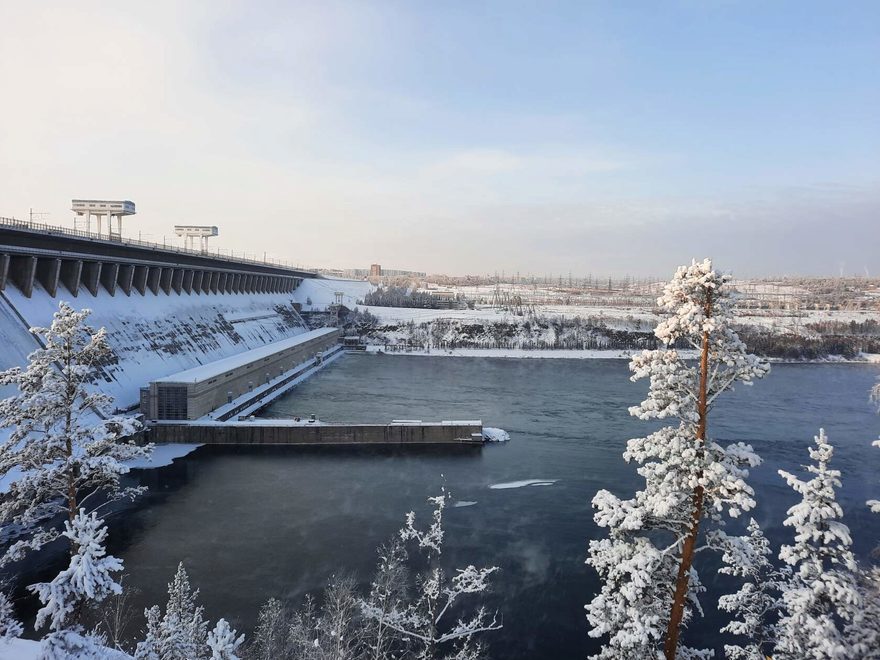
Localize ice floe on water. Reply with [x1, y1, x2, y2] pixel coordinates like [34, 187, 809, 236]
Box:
[482, 427, 510, 442]
[489, 479, 558, 490]
[453, 500, 478, 508]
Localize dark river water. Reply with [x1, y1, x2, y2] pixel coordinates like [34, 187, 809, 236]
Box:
[11, 355, 880, 658]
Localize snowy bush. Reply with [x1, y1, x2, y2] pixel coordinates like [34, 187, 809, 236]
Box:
[30, 511, 123, 633]
[28, 511, 124, 659]
[360, 492, 501, 660]
[775, 429, 862, 659]
[207, 619, 244, 660]
[135, 563, 210, 660]
[244, 492, 500, 660]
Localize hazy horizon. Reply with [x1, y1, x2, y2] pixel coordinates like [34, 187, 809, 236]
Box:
[1, 1, 878, 278]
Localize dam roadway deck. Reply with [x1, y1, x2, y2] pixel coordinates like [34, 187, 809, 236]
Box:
[146, 420, 485, 446]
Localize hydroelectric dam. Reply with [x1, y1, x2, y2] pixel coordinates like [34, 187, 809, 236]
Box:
[0, 217, 483, 446]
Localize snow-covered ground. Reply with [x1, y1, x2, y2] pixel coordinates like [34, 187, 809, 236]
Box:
[0, 638, 132, 659]
[0, 638, 40, 660]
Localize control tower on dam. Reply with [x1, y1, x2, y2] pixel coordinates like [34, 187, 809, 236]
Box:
[0, 217, 365, 410]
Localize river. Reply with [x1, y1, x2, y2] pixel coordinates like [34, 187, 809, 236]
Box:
[15, 355, 880, 657]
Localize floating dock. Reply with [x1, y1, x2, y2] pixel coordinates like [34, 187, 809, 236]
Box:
[146, 420, 484, 446]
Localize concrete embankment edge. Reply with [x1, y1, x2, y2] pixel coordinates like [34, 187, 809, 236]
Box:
[147, 422, 484, 446]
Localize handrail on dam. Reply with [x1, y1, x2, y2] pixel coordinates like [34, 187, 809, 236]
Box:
[0, 216, 313, 275]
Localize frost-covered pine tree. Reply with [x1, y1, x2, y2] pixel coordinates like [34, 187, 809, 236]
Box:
[775, 429, 861, 659]
[709, 518, 789, 659]
[29, 510, 124, 658]
[245, 598, 288, 660]
[360, 492, 501, 660]
[207, 619, 244, 660]
[0, 301, 151, 566]
[135, 562, 210, 660]
[586, 259, 769, 659]
[0, 590, 22, 642]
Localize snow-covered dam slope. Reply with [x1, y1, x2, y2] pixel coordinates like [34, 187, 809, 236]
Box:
[0, 285, 316, 409]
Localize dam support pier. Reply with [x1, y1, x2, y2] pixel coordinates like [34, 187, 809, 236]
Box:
[147, 421, 484, 446]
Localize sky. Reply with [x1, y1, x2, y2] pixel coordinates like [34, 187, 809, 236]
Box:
[0, 1, 878, 278]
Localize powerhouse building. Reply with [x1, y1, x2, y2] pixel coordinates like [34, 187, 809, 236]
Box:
[140, 327, 341, 420]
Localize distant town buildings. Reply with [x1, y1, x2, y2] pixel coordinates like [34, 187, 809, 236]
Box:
[318, 265, 427, 281]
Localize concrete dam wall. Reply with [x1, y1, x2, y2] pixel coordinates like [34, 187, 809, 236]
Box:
[0, 286, 314, 408]
[0, 221, 370, 409]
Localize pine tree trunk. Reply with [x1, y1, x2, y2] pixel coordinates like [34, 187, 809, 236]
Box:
[663, 294, 712, 660]
[64, 338, 78, 528]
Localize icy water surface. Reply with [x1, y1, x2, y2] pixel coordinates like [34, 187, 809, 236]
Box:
[14, 356, 880, 657]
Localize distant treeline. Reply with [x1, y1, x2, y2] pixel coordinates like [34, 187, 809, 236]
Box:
[341, 314, 880, 359]
[360, 316, 664, 351]
[805, 319, 880, 336]
[737, 327, 880, 360]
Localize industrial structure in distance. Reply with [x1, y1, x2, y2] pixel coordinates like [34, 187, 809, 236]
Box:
[71, 199, 136, 238]
[174, 225, 219, 252]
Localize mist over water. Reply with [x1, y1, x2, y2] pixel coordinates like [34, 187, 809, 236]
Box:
[11, 355, 880, 658]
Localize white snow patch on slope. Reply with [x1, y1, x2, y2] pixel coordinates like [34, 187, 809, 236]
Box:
[125, 443, 202, 469]
[0, 638, 40, 660]
[0, 638, 132, 659]
[489, 479, 558, 490]
[482, 427, 510, 442]
[2, 443, 203, 493]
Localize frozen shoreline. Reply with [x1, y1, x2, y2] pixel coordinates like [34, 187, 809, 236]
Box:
[364, 346, 880, 365]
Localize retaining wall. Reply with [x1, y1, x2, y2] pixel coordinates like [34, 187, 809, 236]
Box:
[147, 422, 484, 446]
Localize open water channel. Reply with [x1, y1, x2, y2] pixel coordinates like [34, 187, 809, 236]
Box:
[12, 355, 880, 657]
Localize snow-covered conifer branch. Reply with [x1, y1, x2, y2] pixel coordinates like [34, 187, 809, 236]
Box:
[207, 619, 244, 660]
[708, 518, 789, 659]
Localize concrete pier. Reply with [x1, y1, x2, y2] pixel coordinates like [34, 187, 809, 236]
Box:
[147, 420, 484, 446]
